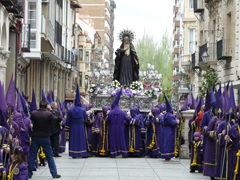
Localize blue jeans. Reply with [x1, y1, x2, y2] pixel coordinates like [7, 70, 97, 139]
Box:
[28, 137, 57, 177]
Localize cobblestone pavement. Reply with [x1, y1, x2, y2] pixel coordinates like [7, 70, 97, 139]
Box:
[31, 143, 209, 180]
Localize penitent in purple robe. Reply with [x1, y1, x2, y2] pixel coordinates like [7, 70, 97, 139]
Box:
[59, 118, 66, 153]
[214, 120, 228, 180]
[161, 95, 178, 159]
[5, 162, 28, 180]
[95, 107, 109, 156]
[227, 124, 240, 180]
[65, 85, 88, 158]
[106, 88, 132, 157]
[203, 117, 217, 177]
[124, 108, 141, 157]
[146, 108, 163, 157]
[201, 110, 211, 158]
[161, 112, 178, 159]
[189, 139, 203, 172]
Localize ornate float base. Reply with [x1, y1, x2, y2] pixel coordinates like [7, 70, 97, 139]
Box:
[90, 95, 158, 112]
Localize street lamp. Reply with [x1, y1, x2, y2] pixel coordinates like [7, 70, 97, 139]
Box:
[202, 51, 209, 64]
[186, 60, 192, 72]
[177, 71, 183, 81]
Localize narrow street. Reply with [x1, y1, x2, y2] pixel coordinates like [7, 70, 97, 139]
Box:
[30, 143, 208, 180]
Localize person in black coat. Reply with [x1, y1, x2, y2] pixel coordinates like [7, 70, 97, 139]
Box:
[50, 102, 62, 157]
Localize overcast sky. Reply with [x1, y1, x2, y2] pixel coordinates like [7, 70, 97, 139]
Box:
[113, 0, 174, 50]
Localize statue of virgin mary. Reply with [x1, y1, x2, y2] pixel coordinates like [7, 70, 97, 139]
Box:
[113, 29, 139, 87]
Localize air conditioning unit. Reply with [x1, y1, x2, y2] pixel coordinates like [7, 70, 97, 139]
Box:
[42, 0, 49, 3]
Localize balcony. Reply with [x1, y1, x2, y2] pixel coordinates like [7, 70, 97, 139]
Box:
[172, 75, 179, 81]
[0, 0, 14, 6]
[217, 39, 232, 60]
[205, 0, 211, 2]
[21, 24, 31, 53]
[194, 0, 204, 13]
[41, 15, 55, 52]
[172, 61, 179, 69]
[70, 0, 81, 9]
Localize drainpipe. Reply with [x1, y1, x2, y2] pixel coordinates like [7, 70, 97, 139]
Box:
[40, 53, 46, 99]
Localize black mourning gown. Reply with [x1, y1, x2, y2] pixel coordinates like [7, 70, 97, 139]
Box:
[119, 54, 133, 87]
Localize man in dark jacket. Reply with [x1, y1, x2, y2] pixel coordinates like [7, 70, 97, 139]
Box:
[50, 101, 62, 157]
[28, 99, 61, 179]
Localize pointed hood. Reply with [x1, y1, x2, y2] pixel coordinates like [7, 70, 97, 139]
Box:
[0, 108, 9, 130]
[210, 87, 216, 110]
[15, 87, 29, 117]
[165, 94, 173, 114]
[42, 88, 50, 104]
[0, 81, 8, 118]
[226, 80, 230, 92]
[111, 88, 122, 109]
[196, 96, 205, 114]
[196, 96, 199, 105]
[130, 108, 137, 118]
[227, 82, 236, 112]
[75, 84, 82, 107]
[204, 89, 211, 112]
[223, 83, 229, 112]
[47, 92, 53, 103]
[181, 97, 189, 111]
[189, 92, 197, 110]
[30, 88, 37, 113]
[6, 74, 15, 112]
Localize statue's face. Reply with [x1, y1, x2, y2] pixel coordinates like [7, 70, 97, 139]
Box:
[124, 39, 129, 44]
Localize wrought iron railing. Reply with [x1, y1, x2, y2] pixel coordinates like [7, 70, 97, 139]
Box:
[217, 39, 232, 60]
[21, 23, 30, 52]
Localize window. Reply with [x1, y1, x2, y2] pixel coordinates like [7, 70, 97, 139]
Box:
[189, 0, 193, 8]
[189, 29, 196, 54]
[79, 72, 82, 87]
[28, 2, 37, 29]
[104, 46, 110, 54]
[55, 21, 62, 45]
[79, 45, 83, 61]
[30, 33, 36, 48]
[91, 52, 94, 60]
[85, 52, 89, 62]
[105, 20, 110, 30]
[104, 33, 110, 42]
[105, 8, 110, 18]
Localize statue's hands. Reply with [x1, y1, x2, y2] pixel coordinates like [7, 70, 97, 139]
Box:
[135, 60, 138, 65]
[124, 47, 129, 51]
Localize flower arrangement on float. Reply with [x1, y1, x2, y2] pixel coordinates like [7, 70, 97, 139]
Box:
[87, 81, 162, 99]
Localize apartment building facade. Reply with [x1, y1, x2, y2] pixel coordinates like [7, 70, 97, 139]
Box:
[77, 0, 116, 64]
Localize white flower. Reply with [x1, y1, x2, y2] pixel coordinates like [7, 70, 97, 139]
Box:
[90, 89, 93, 92]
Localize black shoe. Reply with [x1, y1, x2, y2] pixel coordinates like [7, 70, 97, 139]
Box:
[53, 174, 61, 178]
[190, 170, 195, 173]
[28, 176, 32, 179]
[72, 157, 77, 159]
[54, 155, 62, 157]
